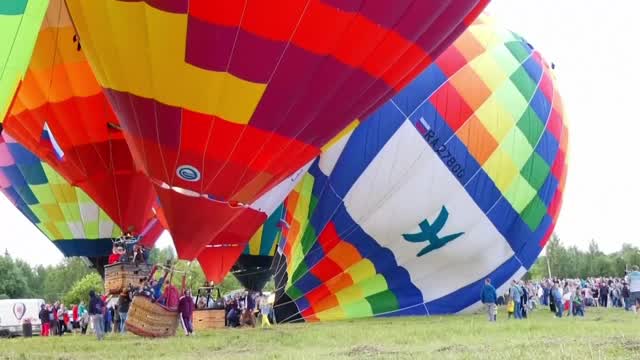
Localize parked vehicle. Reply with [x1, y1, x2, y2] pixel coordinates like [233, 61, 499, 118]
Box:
[0, 299, 44, 337]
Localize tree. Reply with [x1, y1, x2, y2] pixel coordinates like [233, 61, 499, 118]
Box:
[218, 274, 242, 295]
[528, 255, 548, 280]
[0, 252, 28, 298]
[172, 260, 206, 291]
[162, 260, 243, 296]
[63, 273, 104, 305]
[546, 234, 567, 277]
[41, 258, 96, 302]
[586, 239, 602, 277]
[14, 259, 42, 298]
[148, 246, 176, 265]
[619, 243, 640, 271]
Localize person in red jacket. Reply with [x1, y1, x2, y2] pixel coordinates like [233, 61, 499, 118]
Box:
[72, 304, 79, 333]
[62, 306, 70, 334]
[109, 245, 126, 265]
[38, 304, 50, 336]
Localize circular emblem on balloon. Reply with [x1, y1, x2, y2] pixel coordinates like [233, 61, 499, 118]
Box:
[176, 165, 201, 182]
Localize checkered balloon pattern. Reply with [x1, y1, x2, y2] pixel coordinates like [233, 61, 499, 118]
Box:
[0, 133, 120, 257]
[63, 0, 489, 261]
[274, 15, 568, 322]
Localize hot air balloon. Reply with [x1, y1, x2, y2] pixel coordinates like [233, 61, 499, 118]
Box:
[64, 0, 490, 262]
[204, 204, 285, 291]
[0, 0, 47, 121]
[196, 162, 310, 284]
[0, 133, 126, 274]
[273, 15, 569, 322]
[3, 0, 157, 236]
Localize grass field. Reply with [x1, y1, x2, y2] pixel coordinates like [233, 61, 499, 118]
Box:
[0, 307, 638, 359]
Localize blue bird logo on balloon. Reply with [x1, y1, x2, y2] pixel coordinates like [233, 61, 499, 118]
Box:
[403, 206, 464, 257]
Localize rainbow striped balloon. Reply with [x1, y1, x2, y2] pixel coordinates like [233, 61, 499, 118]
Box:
[0, 0, 47, 121]
[274, 15, 568, 322]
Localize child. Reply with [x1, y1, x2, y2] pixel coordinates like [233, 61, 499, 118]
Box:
[573, 289, 585, 317]
[507, 296, 515, 319]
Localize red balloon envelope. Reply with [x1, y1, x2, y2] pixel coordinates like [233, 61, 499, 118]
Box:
[65, 0, 489, 261]
[4, 0, 157, 234]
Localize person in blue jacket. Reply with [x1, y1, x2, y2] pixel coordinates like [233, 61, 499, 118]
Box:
[551, 282, 563, 318]
[481, 278, 497, 322]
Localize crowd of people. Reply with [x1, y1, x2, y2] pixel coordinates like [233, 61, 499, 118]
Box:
[31, 234, 281, 340]
[220, 290, 273, 329]
[193, 288, 273, 329]
[37, 302, 89, 336]
[36, 290, 134, 339]
[481, 265, 640, 321]
[84, 282, 196, 340]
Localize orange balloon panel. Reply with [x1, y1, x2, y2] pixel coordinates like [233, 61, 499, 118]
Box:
[4, 0, 156, 233]
[65, 0, 488, 260]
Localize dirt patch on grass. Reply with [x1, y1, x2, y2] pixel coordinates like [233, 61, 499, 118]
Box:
[343, 345, 397, 357]
[622, 340, 640, 352]
[435, 344, 467, 353]
[592, 336, 640, 353]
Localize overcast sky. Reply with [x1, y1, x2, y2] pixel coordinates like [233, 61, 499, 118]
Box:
[1, 0, 637, 266]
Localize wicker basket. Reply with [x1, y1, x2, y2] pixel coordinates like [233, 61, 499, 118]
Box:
[104, 263, 152, 295]
[125, 296, 179, 338]
[193, 309, 225, 331]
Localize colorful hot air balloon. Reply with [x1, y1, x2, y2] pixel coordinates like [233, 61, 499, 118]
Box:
[273, 15, 569, 322]
[201, 204, 285, 291]
[65, 0, 490, 261]
[196, 162, 310, 284]
[3, 0, 157, 234]
[0, 0, 47, 121]
[0, 133, 119, 267]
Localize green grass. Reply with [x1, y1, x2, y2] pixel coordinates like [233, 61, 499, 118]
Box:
[0, 308, 638, 359]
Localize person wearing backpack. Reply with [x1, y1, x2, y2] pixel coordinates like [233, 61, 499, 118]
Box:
[88, 290, 105, 340]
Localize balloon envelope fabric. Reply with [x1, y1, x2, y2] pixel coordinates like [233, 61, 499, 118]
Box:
[64, 0, 489, 260]
[0, 0, 47, 121]
[229, 204, 285, 291]
[0, 133, 119, 257]
[274, 15, 568, 322]
[4, 0, 157, 234]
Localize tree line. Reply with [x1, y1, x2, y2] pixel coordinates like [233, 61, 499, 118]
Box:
[527, 235, 640, 279]
[0, 246, 273, 302]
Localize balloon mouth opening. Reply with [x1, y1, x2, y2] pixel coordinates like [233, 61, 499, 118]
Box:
[150, 178, 249, 208]
[171, 185, 200, 197]
[205, 243, 241, 249]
